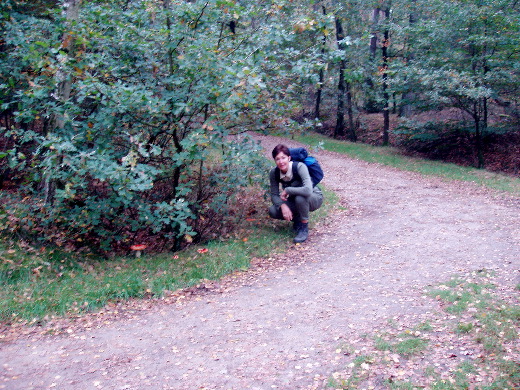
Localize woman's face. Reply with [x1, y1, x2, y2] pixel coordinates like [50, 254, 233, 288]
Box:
[274, 152, 291, 173]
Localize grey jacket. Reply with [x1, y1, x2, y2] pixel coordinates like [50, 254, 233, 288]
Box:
[269, 162, 322, 208]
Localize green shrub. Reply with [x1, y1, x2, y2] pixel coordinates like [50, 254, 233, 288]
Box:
[0, 1, 287, 253]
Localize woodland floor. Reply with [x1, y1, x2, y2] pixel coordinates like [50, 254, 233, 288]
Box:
[0, 134, 519, 390]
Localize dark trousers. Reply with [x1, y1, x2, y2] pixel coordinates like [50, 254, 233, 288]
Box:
[269, 193, 323, 222]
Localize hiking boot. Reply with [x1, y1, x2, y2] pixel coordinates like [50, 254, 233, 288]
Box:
[293, 222, 308, 243]
[292, 220, 301, 233]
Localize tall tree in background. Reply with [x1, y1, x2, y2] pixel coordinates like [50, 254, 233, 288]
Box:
[398, 0, 417, 118]
[362, 1, 394, 145]
[314, 4, 328, 122]
[333, 11, 358, 141]
[380, 2, 391, 146]
[406, 0, 520, 168]
[369, 6, 380, 60]
[334, 15, 346, 138]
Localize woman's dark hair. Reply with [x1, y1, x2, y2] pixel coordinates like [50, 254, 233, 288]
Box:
[272, 144, 290, 159]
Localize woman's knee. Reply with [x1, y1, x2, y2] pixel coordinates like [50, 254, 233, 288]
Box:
[294, 195, 309, 208]
[309, 195, 323, 212]
[269, 205, 282, 219]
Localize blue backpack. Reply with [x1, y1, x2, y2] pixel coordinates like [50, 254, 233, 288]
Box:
[276, 147, 324, 187]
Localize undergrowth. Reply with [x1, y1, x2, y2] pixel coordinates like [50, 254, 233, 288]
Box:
[0, 186, 338, 326]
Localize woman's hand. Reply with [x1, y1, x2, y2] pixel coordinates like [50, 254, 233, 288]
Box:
[280, 203, 293, 221]
[280, 190, 289, 201]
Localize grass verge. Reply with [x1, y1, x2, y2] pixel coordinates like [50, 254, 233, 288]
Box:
[294, 132, 520, 195]
[0, 186, 338, 327]
[328, 270, 520, 389]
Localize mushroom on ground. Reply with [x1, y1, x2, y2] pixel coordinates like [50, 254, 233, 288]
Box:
[130, 244, 147, 258]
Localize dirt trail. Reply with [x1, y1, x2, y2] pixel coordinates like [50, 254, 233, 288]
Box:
[1, 135, 519, 390]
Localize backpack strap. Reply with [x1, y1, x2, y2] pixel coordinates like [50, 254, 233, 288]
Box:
[291, 161, 301, 183]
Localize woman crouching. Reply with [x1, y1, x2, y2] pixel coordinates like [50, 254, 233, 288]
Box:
[268, 144, 323, 243]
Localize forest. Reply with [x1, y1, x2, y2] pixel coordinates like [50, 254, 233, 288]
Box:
[1, 0, 519, 253]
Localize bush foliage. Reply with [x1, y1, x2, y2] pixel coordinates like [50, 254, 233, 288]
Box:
[0, 0, 315, 252]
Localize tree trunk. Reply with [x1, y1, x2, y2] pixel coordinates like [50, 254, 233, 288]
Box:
[315, 68, 324, 121]
[481, 96, 487, 168]
[400, 0, 417, 118]
[475, 97, 486, 169]
[334, 14, 357, 142]
[370, 8, 381, 59]
[314, 6, 327, 123]
[381, 6, 390, 146]
[334, 16, 345, 138]
[54, 0, 82, 129]
[470, 18, 489, 169]
[365, 7, 381, 113]
[163, 0, 176, 74]
[345, 81, 357, 142]
[476, 27, 489, 169]
[334, 61, 346, 139]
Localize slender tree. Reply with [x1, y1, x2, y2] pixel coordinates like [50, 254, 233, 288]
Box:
[314, 5, 328, 122]
[399, 0, 417, 118]
[334, 15, 346, 138]
[381, 3, 391, 146]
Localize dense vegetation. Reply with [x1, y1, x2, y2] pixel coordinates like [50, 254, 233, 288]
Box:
[1, 0, 519, 253]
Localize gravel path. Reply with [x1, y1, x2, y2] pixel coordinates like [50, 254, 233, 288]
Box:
[1, 134, 519, 390]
